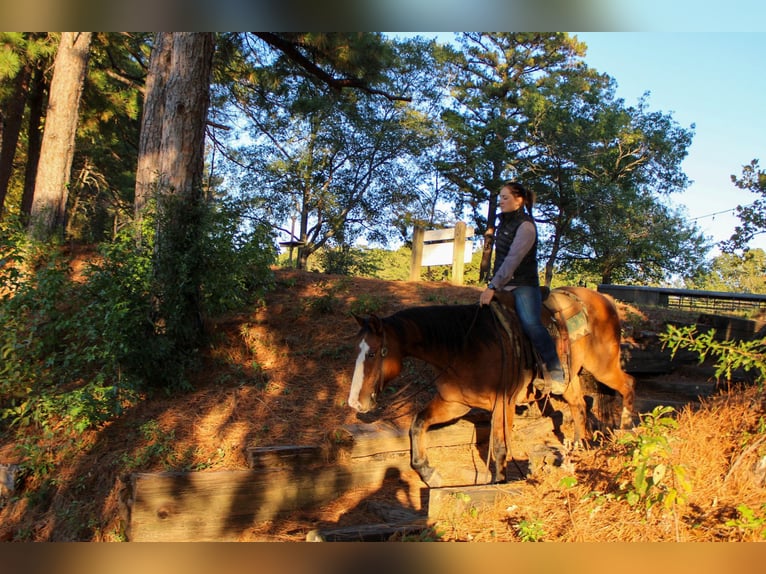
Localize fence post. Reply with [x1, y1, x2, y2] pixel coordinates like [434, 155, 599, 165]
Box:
[409, 226, 424, 282]
[451, 221, 467, 285]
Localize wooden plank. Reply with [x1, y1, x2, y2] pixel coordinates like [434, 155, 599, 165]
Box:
[327, 414, 557, 462]
[698, 313, 764, 341]
[409, 226, 424, 281]
[428, 483, 523, 523]
[127, 459, 408, 542]
[634, 395, 699, 413]
[129, 413, 563, 541]
[329, 418, 490, 459]
[246, 444, 330, 470]
[306, 521, 427, 542]
[451, 221, 467, 285]
[306, 501, 427, 541]
[623, 348, 674, 374]
[244, 419, 487, 467]
[423, 226, 474, 242]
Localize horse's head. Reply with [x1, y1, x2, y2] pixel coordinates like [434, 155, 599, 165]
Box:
[347, 313, 399, 413]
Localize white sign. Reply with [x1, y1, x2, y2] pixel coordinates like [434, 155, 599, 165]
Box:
[421, 226, 475, 267]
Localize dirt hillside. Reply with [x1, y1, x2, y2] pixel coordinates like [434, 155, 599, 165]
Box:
[0, 268, 764, 542]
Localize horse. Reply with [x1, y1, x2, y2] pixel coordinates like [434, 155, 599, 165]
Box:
[347, 286, 635, 487]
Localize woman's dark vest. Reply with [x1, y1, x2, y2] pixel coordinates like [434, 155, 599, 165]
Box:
[492, 208, 539, 286]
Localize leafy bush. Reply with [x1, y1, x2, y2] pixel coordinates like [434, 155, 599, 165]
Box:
[317, 245, 380, 276]
[659, 324, 766, 387]
[0, 194, 278, 434]
[616, 405, 692, 515]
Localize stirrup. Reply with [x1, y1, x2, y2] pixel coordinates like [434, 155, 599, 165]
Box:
[533, 368, 568, 395]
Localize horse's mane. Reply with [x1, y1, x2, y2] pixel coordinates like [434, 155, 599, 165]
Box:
[387, 304, 494, 354]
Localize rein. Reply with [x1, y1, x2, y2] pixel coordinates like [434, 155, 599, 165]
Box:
[489, 300, 529, 478]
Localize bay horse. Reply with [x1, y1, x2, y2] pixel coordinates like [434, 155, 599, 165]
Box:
[347, 286, 635, 487]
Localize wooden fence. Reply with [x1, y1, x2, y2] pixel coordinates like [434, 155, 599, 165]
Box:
[598, 284, 766, 314]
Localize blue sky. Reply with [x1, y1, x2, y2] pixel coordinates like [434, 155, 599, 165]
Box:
[574, 32, 766, 254]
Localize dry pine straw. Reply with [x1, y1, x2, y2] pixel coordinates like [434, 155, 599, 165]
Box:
[428, 385, 766, 542]
[1, 268, 765, 541]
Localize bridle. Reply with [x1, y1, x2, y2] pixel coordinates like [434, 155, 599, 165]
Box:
[364, 327, 388, 401]
[366, 306, 486, 417]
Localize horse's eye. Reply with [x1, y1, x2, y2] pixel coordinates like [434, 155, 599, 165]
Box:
[367, 350, 377, 359]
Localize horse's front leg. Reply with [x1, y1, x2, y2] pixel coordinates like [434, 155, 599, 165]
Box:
[410, 396, 470, 488]
[490, 399, 514, 483]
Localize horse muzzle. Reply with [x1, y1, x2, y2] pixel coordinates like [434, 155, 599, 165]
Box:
[349, 392, 377, 414]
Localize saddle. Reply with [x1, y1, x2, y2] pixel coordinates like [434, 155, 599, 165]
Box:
[491, 287, 590, 388]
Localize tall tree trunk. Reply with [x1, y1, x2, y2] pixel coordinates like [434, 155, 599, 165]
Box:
[157, 33, 213, 201]
[0, 62, 31, 216]
[134, 32, 172, 216]
[28, 32, 92, 240]
[135, 33, 215, 351]
[480, 192, 499, 282]
[20, 65, 47, 221]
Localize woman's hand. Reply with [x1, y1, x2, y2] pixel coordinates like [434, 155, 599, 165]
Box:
[479, 287, 495, 306]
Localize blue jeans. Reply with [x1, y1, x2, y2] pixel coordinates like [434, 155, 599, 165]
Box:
[511, 286, 563, 372]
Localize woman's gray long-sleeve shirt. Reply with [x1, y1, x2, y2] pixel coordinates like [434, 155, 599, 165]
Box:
[491, 220, 536, 290]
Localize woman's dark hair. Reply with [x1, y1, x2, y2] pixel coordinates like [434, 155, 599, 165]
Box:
[502, 181, 535, 215]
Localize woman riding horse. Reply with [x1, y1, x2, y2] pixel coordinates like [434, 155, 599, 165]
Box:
[479, 181, 566, 395]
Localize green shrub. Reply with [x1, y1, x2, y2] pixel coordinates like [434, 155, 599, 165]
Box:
[659, 324, 766, 387]
[616, 405, 692, 516]
[0, 193, 278, 434]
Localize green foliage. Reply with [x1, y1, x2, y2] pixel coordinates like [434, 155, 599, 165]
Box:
[317, 245, 380, 277]
[0, 229, 145, 432]
[723, 159, 766, 252]
[659, 324, 766, 386]
[514, 517, 546, 542]
[616, 406, 692, 514]
[15, 430, 58, 480]
[146, 192, 277, 358]
[725, 503, 766, 540]
[119, 420, 178, 471]
[685, 249, 766, 294]
[396, 525, 444, 542]
[222, 34, 442, 269]
[349, 294, 386, 316]
[0, 193, 277, 434]
[67, 33, 151, 242]
[303, 278, 350, 315]
[195, 197, 277, 315]
[0, 217, 26, 296]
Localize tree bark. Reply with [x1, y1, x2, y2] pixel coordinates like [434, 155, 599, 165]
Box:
[20, 65, 47, 221]
[133, 33, 215, 350]
[28, 32, 92, 240]
[157, 33, 214, 201]
[0, 62, 31, 216]
[134, 32, 172, 215]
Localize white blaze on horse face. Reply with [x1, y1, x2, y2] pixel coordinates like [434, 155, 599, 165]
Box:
[348, 338, 370, 411]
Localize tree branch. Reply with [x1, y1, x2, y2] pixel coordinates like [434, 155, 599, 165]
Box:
[254, 33, 411, 102]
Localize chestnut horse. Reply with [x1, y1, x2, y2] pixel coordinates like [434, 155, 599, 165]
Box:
[347, 286, 635, 487]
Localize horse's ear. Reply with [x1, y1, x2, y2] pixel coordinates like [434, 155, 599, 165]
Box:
[352, 313, 383, 333]
[368, 314, 383, 334]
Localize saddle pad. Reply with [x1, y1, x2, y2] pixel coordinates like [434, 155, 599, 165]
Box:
[565, 309, 589, 341]
[544, 291, 590, 342]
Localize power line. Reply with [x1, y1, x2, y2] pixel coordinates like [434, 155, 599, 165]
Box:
[689, 207, 737, 221]
[688, 201, 758, 222]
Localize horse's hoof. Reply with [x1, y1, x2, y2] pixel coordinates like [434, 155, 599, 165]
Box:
[620, 413, 636, 429]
